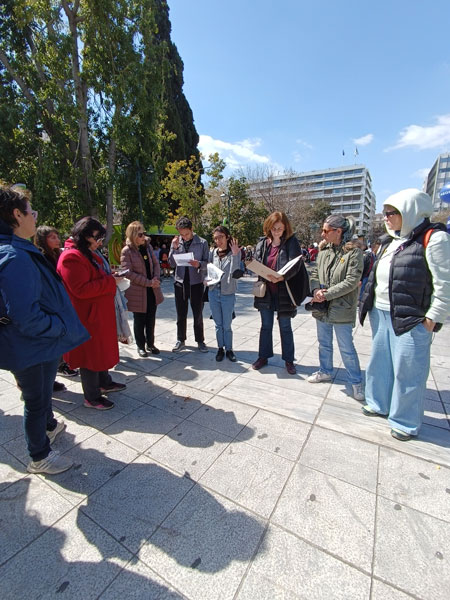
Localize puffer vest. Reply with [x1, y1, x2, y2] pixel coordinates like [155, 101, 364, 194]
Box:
[359, 219, 446, 335]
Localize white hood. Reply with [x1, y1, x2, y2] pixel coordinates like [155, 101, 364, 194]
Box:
[383, 188, 432, 238]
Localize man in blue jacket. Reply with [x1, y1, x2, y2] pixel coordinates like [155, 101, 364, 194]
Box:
[0, 185, 89, 474]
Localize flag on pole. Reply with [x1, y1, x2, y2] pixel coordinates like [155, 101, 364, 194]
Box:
[354, 146, 359, 157]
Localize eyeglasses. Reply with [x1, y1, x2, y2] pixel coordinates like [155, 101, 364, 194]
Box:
[30, 209, 38, 220]
[137, 232, 145, 238]
[383, 210, 400, 218]
[93, 233, 105, 242]
[213, 234, 226, 241]
[322, 228, 337, 233]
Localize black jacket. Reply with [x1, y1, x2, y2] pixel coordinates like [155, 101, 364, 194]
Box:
[359, 219, 446, 335]
[253, 235, 305, 318]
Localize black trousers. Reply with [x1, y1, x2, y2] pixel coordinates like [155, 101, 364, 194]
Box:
[174, 281, 204, 343]
[133, 288, 157, 350]
[80, 368, 113, 401]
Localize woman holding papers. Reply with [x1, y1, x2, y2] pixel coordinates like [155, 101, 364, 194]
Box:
[252, 212, 302, 375]
[208, 226, 241, 362]
[307, 215, 364, 400]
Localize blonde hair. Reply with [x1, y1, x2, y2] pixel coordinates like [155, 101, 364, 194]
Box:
[125, 221, 145, 247]
[263, 211, 293, 240]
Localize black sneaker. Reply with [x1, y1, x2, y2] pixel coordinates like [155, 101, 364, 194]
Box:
[84, 396, 114, 410]
[216, 348, 225, 362]
[100, 382, 127, 393]
[146, 345, 160, 355]
[226, 350, 237, 362]
[53, 381, 67, 392]
[58, 362, 79, 377]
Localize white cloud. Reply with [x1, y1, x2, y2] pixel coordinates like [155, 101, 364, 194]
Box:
[387, 114, 450, 151]
[413, 167, 430, 180]
[292, 151, 303, 163]
[295, 138, 313, 150]
[199, 135, 271, 169]
[353, 133, 374, 146]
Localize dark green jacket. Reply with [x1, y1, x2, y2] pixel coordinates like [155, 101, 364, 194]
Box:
[309, 242, 363, 325]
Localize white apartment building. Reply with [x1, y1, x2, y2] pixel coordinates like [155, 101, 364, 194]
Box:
[424, 152, 450, 213]
[249, 164, 376, 236]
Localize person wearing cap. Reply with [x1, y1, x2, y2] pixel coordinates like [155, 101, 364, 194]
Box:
[359, 189, 450, 441]
[0, 184, 89, 474]
[307, 215, 364, 400]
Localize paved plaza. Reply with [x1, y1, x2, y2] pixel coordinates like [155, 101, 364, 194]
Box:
[1, 275, 449, 599]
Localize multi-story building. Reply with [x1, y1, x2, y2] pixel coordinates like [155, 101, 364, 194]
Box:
[248, 164, 376, 236]
[424, 152, 450, 213]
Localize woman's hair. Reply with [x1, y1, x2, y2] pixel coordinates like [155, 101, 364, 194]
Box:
[0, 185, 30, 229]
[212, 225, 232, 252]
[71, 216, 105, 268]
[324, 215, 356, 244]
[263, 211, 293, 240]
[125, 221, 145, 247]
[35, 225, 61, 267]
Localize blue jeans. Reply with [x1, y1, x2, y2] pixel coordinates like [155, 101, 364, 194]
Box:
[209, 287, 235, 350]
[13, 358, 59, 461]
[365, 308, 432, 435]
[258, 308, 295, 362]
[316, 320, 361, 384]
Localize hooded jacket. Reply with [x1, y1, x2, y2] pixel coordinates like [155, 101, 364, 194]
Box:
[309, 240, 363, 325]
[0, 220, 89, 371]
[359, 189, 450, 335]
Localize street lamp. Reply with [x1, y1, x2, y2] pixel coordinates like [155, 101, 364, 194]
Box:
[220, 192, 232, 228]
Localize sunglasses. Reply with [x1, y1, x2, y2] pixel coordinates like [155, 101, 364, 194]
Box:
[93, 233, 105, 242]
[30, 209, 38, 220]
[322, 228, 337, 233]
[137, 232, 145, 238]
[383, 210, 400, 218]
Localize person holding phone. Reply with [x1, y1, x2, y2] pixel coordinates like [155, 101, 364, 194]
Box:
[120, 221, 162, 357]
[57, 217, 126, 410]
[169, 216, 209, 352]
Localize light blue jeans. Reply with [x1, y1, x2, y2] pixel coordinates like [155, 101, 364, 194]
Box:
[209, 287, 235, 350]
[365, 307, 432, 435]
[316, 320, 361, 384]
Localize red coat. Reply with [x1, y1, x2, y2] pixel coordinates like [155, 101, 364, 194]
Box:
[57, 246, 119, 371]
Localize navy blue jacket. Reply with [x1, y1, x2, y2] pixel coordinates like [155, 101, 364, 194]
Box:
[0, 220, 89, 371]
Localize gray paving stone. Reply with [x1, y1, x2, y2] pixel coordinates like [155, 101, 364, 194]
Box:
[188, 395, 257, 438]
[0, 446, 27, 490]
[375, 497, 450, 600]
[139, 485, 266, 600]
[0, 475, 73, 565]
[299, 426, 378, 492]
[146, 420, 232, 480]
[99, 559, 186, 599]
[150, 382, 213, 418]
[423, 398, 450, 429]
[81, 455, 193, 553]
[0, 509, 132, 600]
[240, 367, 329, 398]
[200, 442, 293, 518]
[371, 580, 416, 600]
[273, 464, 375, 571]
[237, 526, 370, 600]
[218, 377, 324, 423]
[103, 404, 183, 452]
[0, 402, 25, 445]
[378, 447, 450, 522]
[120, 372, 176, 403]
[235, 410, 311, 460]
[43, 431, 139, 505]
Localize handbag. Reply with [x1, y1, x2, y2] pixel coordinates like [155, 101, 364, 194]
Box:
[252, 280, 267, 297]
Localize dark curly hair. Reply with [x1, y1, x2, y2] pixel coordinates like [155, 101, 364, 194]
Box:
[71, 217, 106, 268]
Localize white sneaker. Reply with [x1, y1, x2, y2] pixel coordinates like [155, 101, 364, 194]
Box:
[352, 383, 364, 401]
[47, 420, 66, 445]
[307, 371, 332, 383]
[27, 450, 73, 475]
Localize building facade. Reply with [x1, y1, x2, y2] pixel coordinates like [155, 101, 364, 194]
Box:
[424, 152, 450, 213]
[249, 164, 376, 237]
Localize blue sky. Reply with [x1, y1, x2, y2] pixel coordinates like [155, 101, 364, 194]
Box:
[168, 0, 450, 211]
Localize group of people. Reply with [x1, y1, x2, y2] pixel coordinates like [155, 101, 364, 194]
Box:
[0, 183, 449, 477]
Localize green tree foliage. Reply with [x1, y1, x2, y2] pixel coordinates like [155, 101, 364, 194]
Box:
[0, 0, 199, 234]
[204, 152, 226, 189]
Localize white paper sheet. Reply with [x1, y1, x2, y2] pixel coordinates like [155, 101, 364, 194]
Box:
[173, 252, 194, 266]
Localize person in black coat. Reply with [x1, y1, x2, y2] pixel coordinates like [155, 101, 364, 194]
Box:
[252, 211, 302, 375]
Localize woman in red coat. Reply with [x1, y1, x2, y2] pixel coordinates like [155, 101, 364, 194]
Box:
[120, 221, 162, 357]
[57, 217, 126, 410]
